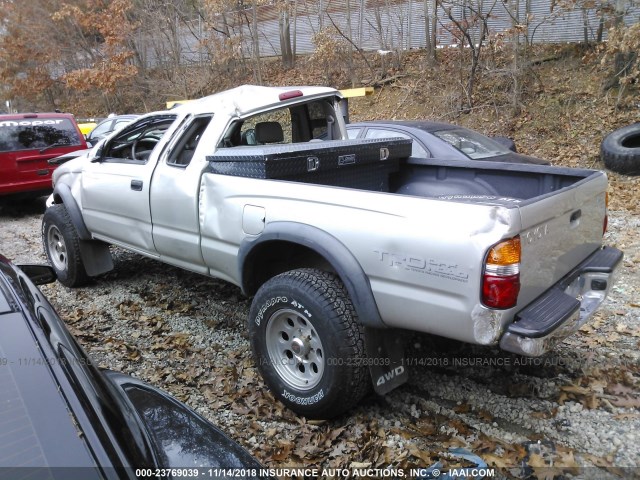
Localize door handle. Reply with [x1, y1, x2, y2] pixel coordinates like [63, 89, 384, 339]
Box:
[570, 209, 581, 227]
[131, 180, 143, 191]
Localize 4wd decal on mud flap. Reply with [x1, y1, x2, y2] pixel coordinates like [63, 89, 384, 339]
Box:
[375, 366, 405, 387]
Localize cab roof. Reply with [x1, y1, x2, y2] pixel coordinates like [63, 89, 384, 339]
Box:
[171, 85, 341, 117]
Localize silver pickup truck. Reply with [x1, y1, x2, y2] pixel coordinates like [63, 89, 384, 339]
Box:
[44, 85, 622, 419]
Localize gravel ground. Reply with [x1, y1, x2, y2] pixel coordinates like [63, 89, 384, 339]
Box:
[0, 197, 638, 479]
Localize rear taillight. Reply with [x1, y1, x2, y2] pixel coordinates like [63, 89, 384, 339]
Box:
[482, 236, 521, 309]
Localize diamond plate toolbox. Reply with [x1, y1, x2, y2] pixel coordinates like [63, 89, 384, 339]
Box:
[206, 138, 412, 191]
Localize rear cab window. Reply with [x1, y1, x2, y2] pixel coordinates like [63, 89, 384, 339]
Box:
[218, 97, 344, 148]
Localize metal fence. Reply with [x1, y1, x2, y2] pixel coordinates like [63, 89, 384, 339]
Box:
[135, 0, 639, 67]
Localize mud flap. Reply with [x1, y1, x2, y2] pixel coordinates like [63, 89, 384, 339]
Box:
[79, 240, 114, 276]
[365, 327, 408, 395]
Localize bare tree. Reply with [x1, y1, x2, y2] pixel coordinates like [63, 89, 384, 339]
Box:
[423, 0, 438, 64]
[440, 0, 498, 112]
[251, 0, 263, 84]
[278, 0, 295, 68]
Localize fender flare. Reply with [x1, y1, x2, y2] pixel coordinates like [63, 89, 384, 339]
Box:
[51, 184, 114, 277]
[52, 183, 91, 241]
[238, 222, 386, 329]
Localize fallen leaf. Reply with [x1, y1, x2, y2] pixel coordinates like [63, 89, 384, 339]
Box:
[407, 444, 432, 463]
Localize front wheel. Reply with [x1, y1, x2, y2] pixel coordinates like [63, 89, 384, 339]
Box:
[42, 204, 89, 287]
[248, 269, 369, 419]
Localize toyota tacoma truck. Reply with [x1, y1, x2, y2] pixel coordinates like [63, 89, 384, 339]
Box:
[43, 85, 622, 419]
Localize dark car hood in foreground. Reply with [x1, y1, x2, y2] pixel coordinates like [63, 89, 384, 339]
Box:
[0, 261, 103, 477]
[0, 256, 268, 479]
[106, 372, 265, 472]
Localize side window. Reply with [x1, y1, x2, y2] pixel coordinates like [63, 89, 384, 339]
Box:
[167, 116, 213, 167]
[88, 120, 113, 138]
[101, 116, 175, 163]
[346, 128, 361, 139]
[307, 101, 329, 139]
[303, 99, 340, 141]
[113, 119, 134, 130]
[364, 128, 430, 158]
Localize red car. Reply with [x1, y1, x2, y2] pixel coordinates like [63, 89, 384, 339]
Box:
[0, 113, 88, 198]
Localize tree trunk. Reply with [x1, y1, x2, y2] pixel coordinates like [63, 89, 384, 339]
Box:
[292, 0, 297, 61]
[347, 0, 355, 86]
[279, 6, 294, 69]
[424, 0, 434, 64]
[596, 14, 604, 43]
[431, 0, 437, 62]
[252, 1, 262, 85]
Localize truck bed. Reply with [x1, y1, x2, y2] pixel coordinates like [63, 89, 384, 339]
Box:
[390, 157, 595, 205]
[207, 138, 597, 206]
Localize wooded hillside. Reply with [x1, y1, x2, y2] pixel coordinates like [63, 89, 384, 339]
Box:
[0, 0, 637, 116]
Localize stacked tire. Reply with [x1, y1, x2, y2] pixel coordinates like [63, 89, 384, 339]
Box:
[601, 123, 640, 175]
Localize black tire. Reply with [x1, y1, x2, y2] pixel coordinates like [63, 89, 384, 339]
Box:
[42, 204, 89, 287]
[601, 123, 640, 175]
[248, 268, 369, 419]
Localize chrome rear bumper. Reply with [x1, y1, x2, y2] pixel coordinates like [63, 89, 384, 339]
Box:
[500, 246, 623, 357]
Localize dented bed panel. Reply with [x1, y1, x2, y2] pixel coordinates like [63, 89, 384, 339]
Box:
[198, 171, 521, 343]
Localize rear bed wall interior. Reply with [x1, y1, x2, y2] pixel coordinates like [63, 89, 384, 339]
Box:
[391, 158, 593, 201]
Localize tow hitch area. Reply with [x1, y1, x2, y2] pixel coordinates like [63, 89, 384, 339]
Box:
[500, 246, 623, 357]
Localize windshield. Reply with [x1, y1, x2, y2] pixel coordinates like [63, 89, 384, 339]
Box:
[0, 118, 82, 152]
[431, 128, 511, 159]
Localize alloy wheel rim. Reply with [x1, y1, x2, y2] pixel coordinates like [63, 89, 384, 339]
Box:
[265, 308, 325, 391]
[47, 226, 68, 271]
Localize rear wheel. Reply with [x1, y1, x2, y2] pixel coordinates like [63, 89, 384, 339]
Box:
[248, 268, 369, 419]
[42, 204, 89, 287]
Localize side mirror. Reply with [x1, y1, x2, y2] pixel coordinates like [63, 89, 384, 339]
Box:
[492, 136, 517, 153]
[18, 265, 57, 285]
[90, 147, 103, 163]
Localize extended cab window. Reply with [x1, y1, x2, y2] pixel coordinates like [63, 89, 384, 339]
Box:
[101, 115, 176, 163]
[0, 118, 82, 152]
[167, 115, 213, 167]
[219, 98, 342, 147]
